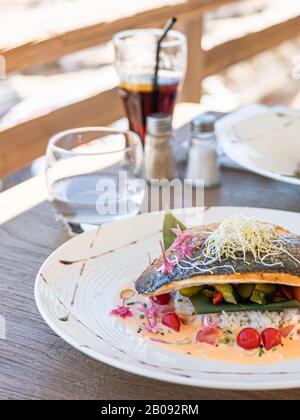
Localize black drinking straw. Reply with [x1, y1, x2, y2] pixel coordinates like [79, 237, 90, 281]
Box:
[152, 17, 177, 113]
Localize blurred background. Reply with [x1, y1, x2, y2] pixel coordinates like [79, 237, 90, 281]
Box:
[1, 0, 300, 191]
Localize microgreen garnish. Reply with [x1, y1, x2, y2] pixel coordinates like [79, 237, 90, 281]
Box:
[159, 213, 300, 277]
[219, 336, 231, 345]
[202, 215, 300, 269]
[259, 346, 265, 357]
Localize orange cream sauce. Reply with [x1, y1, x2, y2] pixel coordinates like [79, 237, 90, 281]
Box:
[121, 289, 300, 365]
[126, 316, 300, 365]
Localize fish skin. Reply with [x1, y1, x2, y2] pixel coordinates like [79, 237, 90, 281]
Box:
[135, 225, 300, 295]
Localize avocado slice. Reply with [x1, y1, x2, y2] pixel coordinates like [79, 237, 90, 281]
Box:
[215, 284, 238, 305]
[251, 284, 277, 305]
[236, 284, 255, 300]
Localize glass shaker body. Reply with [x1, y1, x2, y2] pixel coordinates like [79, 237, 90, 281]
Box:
[185, 119, 220, 188]
[144, 114, 176, 183]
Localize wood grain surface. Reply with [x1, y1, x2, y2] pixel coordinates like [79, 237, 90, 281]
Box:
[1, 164, 300, 400]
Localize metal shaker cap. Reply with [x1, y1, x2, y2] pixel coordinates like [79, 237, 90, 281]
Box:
[146, 113, 172, 136]
[191, 113, 217, 134]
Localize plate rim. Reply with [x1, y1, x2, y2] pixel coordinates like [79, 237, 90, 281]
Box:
[35, 206, 300, 391]
[219, 112, 300, 187]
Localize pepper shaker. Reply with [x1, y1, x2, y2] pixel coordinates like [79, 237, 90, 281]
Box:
[144, 114, 176, 182]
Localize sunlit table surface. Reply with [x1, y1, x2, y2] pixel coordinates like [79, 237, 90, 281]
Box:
[1, 103, 300, 400]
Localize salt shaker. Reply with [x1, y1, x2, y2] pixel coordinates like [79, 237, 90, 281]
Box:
[185, 114, 220, 188]
[144, 114, 176, 182]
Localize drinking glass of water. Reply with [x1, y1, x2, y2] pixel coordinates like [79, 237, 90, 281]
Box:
[46, 127, 145, 234]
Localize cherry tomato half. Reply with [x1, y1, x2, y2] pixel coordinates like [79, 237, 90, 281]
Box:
[162, 312, 181, 332]
[261, 328, 281, 351]
[151, 293, 171, 305]
[237, 328, 261, 350]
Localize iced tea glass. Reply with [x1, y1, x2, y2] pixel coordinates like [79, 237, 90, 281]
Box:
[113, 29, 187, 143]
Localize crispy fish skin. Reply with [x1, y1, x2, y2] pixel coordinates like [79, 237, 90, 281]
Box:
[135, 224, 300, 296]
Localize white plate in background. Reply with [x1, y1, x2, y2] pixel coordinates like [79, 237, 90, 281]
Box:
[219, 110, 300, 186]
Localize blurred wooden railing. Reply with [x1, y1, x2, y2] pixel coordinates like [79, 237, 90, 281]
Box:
[204, 14, 300, 77]
[0, 0, 300, 177]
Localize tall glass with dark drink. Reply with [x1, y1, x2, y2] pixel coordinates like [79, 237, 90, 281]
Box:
[114, 29, 187, 143]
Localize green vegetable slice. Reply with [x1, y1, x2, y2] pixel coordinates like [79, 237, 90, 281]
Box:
[215, 284, 238, 305]
[163, 212, 187, 250]
[180, 286, 203, 297]
[190, 293, 300, 315]
[236, 284, 255, 300]
[251, 284, 276, 305]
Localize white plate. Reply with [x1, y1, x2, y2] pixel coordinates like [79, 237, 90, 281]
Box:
[35, 207, 300, 391]
[219, 111, 300, 186]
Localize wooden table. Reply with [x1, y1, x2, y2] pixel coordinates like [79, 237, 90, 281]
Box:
[1, 110, 300, 400]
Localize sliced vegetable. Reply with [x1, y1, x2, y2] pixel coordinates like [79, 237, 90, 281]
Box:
[151, 293, 171, 305]
[202, 289, 214, 299]
[236, 284, 255, 300]
[294, 287, 300, 304]
[162, 312, 181, 332]
[120, 289, 135, 300]
[280, 325, 294, 339]
[261, 328, 281, 351]
[275, 288, 285, 299]
[163, 212, 187, 250]
[273, 295, 287, 303]
[251, 284, 276, 305]
[213, 291, 224, 305]
[180, 286, 203, 297]
[215, 284, 237, 305]
[237, 328, 261, 350]
[190, 293, 300, 315]
[196, 327, 219, 346]
[280, 286, 294, 301]
[110, 304, 133, 319]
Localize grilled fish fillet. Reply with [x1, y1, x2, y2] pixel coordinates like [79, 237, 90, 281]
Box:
[135, 224, 300, 296]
